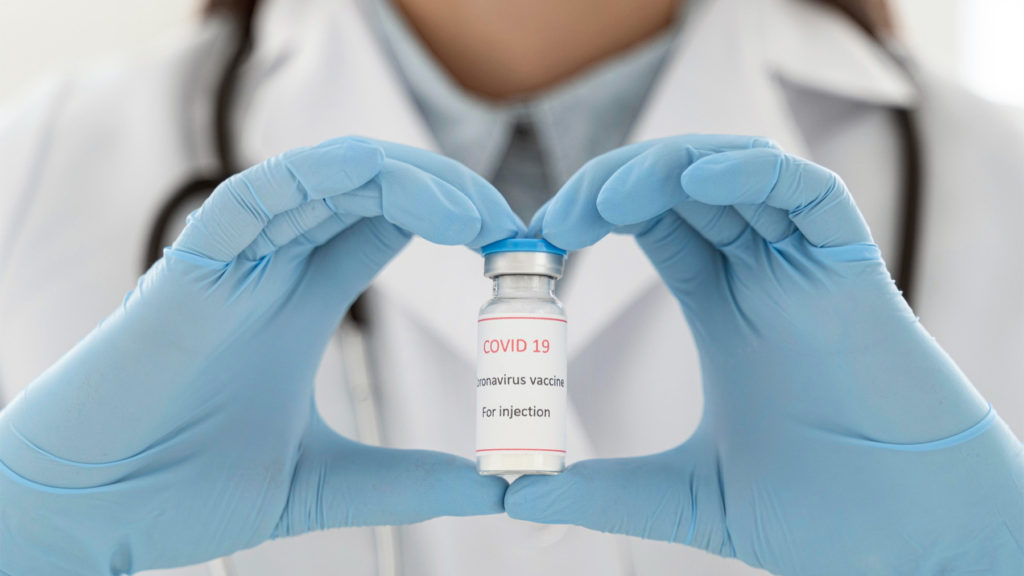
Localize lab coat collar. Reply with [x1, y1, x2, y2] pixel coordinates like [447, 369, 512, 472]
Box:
[241, 0, 919, 364]
[240, 0, 437, 159]
[762, 0, 918, 107]
[631, 0, 918, 151]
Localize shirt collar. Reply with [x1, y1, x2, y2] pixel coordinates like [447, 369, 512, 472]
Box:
[368, 0, 512, 178]
[370, 0, 679, 186]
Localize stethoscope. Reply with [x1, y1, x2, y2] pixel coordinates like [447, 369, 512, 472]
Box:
[143, 10, 923, 576]
[149, 17, 395, 576]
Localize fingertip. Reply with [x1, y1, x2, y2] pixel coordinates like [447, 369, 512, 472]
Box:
[337, 137, 387, 171]
[465, 183, 527, 249]
[594, 177, 636, 226]
[299, 445, 510, 530]
[285, 138, 386, 199]
[595, 141, 695, 226]
[428, 202, 483, 246]
[541, 184, 614, 251]
[526, 200, 551, 238]
[595, 171, 655, 226]
[680, 147, 783, 206]
[475, 473, 511, 515]
[379, 162, 483, 245]
[359, 140, 523, 249]
[504, 470, 577, 523]
[502, 474, 537, 519]
[439, 208, 484, 246]
[511, 211, 530, 239]
[470, 220, 524, 251]
[410, 451, 508, 517]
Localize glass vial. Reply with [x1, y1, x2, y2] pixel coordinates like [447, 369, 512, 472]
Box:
[476, 239, 568, 475]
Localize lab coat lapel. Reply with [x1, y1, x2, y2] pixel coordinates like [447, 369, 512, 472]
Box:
[632, 0, 916, 147]
[240, 0, 437, 160]
[630, 0, 810, 154]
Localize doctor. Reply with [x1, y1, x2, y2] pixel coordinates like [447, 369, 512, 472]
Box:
[0, 0, 1021, 575]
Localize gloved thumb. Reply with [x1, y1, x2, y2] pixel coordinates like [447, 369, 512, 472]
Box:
[273, 419, 507, 538]
[504, 441, 734, 556]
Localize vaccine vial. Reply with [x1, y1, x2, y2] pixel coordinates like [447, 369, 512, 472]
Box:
[476, 239, 568, 475]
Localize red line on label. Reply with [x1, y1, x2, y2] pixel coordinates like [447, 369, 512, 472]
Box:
[476, 448, 567, 453]
[478, 316, 567, 323]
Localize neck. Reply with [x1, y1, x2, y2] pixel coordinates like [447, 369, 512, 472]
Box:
[395, 0, 680, 100]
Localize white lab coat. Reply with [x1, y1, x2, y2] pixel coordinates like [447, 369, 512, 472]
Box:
[0, 0, 1021, 574]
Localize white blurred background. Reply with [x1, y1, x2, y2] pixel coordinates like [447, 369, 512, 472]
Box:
[0, 0, 1022, 108]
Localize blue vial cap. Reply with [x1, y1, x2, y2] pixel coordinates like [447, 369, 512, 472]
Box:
[481, 238, 567, 256]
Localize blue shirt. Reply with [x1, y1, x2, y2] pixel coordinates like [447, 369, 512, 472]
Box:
[373, 0, 680, 221]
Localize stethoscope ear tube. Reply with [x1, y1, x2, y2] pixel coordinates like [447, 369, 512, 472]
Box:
[143, 176, 223, 270]
[143, 7, 254, 272]
[893, 107, 921, 307]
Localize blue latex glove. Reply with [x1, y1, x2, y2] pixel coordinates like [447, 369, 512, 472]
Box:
[507, 135, 1024, 574]
[0, 137, 520, 575]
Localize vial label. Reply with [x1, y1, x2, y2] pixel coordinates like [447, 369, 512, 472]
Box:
[476, 313, 567, 456]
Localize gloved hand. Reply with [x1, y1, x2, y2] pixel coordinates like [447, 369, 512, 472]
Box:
[507, 135, 1024, 575]
[0, 137, 520, 575]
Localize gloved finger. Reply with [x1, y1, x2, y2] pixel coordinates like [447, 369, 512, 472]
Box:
[505, 444, 732, 556]
[241, 178, 396, 260]
[239, 157, 482, 260]
[273, 420, 506, 538]
[732, 203, 796, 243]
[595, 139, 760, 247]
[241, 199, 336, 260]
[526, 197, 552, 238]
[538, 139, 670, 250]
[173, 137, 385, 262]
[290, 210, 362, 249]
[671, 200, 749, 247]
[680, 147, 873, 247]
[373, 159, 482, 245]
[296, 216, 412, 321]
[350, 138, 525, 249]
[632, 212, 725, 330]
[542, 136, 772, 250]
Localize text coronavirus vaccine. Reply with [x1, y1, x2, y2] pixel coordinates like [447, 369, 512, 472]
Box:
[476, 239, 567, 475]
